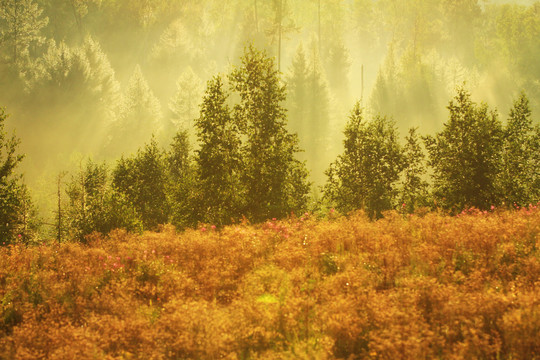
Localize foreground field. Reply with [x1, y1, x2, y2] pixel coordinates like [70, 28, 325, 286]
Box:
[0, 208, 539, 359]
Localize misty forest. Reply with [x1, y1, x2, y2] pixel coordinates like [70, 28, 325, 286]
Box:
[1, 0, 540, 359]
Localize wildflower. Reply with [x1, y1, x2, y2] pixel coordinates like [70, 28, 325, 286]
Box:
[211, 225, 216, 230]
[491, 205, 495, 210]
[201, 227, 207, 232]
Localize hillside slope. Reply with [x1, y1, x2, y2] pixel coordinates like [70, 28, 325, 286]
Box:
[0, 208, 539, 359]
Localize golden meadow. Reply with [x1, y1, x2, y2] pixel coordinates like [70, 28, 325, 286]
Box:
[0, 207, 539, 359]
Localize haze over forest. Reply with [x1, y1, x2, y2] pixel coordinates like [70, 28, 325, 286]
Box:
[1, 0, 539, 220]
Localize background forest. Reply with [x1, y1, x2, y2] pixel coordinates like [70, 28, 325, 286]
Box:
[1, 0, 540, 242]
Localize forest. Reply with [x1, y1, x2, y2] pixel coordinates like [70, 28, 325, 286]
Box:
[1, 1, 540, 358]
[0, 0, 539, 242]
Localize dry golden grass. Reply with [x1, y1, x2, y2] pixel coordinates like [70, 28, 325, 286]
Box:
[0, 207, 539, 359]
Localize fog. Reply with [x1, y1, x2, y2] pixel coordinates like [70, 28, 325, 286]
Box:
[1, 0, 539, 217]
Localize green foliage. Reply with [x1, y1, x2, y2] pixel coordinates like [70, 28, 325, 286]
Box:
[0, 108, 36, 244]
[113, 138, 168, 230]
[0, 0, 48, 66]
[425, 87, 504, 210]
[230, 45, 310, 222]
[166, 131, 196, 230]
[194, 76, 244, 226]
[500, 93, 539, 206]
[66, 160, 141, 241]
[324, 102, 404, 218]
[400, 127, 430, 213]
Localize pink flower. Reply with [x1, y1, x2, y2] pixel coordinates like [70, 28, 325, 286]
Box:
[201, 227, 207, 232]
[211, 225, 216, 230]
[490, 205, 495, 210]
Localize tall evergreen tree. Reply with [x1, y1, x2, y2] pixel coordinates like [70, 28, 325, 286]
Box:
[168, 66, 203, 132]
[0, 108, 36, 243]
[112, 138, 168, 230]
[66, 160, 141, 241]
[286, 42, 331, 185]
[425, 87, 503, 210]
[400, 127, 430, 213]
[194, 76, 243, 226]
[500, 93, 539, 206]
[230, 45, 309, 222]
[111, 65, 162, 155]
[0, 0, 48, 66]
[324, 102, 403, 218]
[166, 130, 196, 229]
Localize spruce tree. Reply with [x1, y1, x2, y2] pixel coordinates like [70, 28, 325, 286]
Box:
[500, 93, 539, 206]
[112, 138, 168, 230]
[166, 130, 196, 229]
[425, 87, 503, 210]
[194, 76, 243, 226]
[230, 45, 309, 222]
[324, 102, 403, 218]
[112, 65, 162, 155]
[0, 0, 48, 66]
[400, 127, 430, 213]
[0, 108, 36, 243]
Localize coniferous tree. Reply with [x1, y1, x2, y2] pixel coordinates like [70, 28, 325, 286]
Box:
[425, 87, 503, 210]
[168, 66, 203, 132]
[112, 138, 168, 230]
[286, 42, 331, 184]
[194, 76, 243, 226]
[0, 0, 48, 67]
[0, 108, 36, 243]
[500, 93, 539, 206]
[400, 127, 430, 213]
[230, 45, 309, 222]
[324, 102, 404, 218]
[66, 160, 141, 241]
[166, 130, 196, 229]
[111, 65, 162, 155]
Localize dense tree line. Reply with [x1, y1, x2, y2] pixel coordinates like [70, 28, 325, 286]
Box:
[2, 0, 540, 189]
[326, 88, 540, 218]
[1, 0, 540, 241]
[3, 79, 539, 243]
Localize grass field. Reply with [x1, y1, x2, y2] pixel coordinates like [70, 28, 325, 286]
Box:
[0, 207, 539, 359]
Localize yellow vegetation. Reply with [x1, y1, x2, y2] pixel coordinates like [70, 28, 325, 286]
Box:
[0, 207, 539, 359]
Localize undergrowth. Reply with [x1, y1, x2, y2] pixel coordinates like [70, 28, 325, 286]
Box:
[0, 207, 539, 359]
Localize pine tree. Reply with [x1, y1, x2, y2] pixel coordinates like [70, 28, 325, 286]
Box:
[286, 42, 331, 185]
[166, 130, 196, 229]
[66, 159, 141, 241]
[112, 138, 168, 230]
[0, 108, 36, 243]
[0, 0, 48, 66]
[168, 66, 203, 132]
[425, 87, 503, 210]
[194, 76, 243, 226]
[400, 127, 430, 213]
[500, 93, 538, 206]
[230, 45, 309, 221]
[324, 102, 404, 218]
[112, 65, 162, 155]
